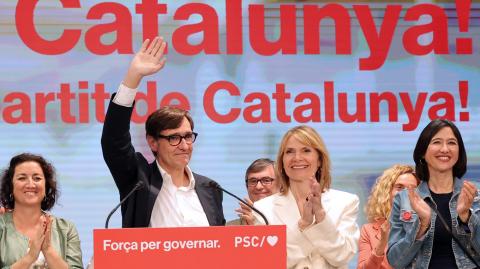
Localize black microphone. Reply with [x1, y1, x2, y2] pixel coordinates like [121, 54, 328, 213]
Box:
[105, 181, 145, 229]
[205, 181, 269, 225]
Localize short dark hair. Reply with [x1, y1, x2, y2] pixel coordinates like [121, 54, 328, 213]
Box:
[145, 106, 194, 156]
[413, 119, 467, 181]
[0, 153, 58, 210]
[245, 158, 275, 185]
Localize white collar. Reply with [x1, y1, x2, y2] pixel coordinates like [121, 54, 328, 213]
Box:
[155, 160, 195, 190]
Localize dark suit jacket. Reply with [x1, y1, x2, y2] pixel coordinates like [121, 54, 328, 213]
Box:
[101, 98, 225, 228]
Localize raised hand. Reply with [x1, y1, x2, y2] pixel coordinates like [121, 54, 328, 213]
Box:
[124, 36, 167, 88]
[407, 188, 431, 238]
[235, 197, 255, 225]
[457, 180, 478, 223]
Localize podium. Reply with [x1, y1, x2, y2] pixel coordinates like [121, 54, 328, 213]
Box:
[94, 225, 286, 269]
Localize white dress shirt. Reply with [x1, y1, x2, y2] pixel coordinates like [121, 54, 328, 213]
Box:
[113, 83, 137, 107]
[149, 161, 209, 227]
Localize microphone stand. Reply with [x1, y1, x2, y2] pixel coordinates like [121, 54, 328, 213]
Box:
[105, 181, 145, 229]
[206, 181, 269, 225]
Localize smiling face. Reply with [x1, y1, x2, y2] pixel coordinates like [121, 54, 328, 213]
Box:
[246, 165, 278, 202]
[424, 127, 459, 176]
[148, 117, 193, 173]
[282, 135, 321, 183]
[12, 161, 46, 208]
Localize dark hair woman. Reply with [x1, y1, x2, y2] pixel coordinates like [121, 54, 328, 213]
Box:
[0, 153, 83, 269]
[387, 119, 480, 268]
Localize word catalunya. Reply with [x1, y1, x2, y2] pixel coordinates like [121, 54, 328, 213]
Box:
[16, 0, 473, 70]
[0, 80, 469, 131]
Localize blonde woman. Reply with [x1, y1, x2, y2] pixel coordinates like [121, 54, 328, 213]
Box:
[254, 125, 360, 269]
[357, 165, 418, 269]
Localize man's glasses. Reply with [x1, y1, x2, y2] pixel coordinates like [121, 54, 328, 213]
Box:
[157, 132, 198, 146]
[246, 177, 274, 187]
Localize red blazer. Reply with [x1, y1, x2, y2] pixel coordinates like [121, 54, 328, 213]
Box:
[357, 220, 393, 269]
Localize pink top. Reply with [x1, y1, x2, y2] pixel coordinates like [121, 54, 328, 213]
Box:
[357, 220, 393, 269]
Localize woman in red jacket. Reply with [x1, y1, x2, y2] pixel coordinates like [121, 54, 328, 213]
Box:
[357, 165, 418, 269]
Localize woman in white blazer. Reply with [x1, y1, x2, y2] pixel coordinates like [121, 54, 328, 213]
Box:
[254, 125, 360, 269]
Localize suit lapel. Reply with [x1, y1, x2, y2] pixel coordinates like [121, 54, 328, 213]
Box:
[145, 162, 163, 224]
[321, 190, 332, 214]
[274, 191, 301, 227]
[194, 175, 217, 226]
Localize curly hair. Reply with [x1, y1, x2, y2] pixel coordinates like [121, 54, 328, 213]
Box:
[365, 165, 417, 222]
[276, 125, 331, 194]
[0, 153, 58, 211]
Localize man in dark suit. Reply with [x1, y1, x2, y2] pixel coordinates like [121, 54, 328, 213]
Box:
[101, 36, 225, 228]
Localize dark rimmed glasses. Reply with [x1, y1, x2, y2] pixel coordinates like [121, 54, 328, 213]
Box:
[246, 177, 274, 187]
[157, 132, 198, 146]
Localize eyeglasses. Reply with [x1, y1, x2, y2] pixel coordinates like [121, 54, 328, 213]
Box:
[246, 177, 274, 187]
[157, 132, 198, 146]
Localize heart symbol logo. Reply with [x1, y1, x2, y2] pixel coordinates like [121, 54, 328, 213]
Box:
[266, 235, 278, 247]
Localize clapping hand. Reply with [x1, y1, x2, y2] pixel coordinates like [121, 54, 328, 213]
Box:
[309, 176, 326, 223]
[407, 188, 431, 238]
[41, 215, 53, 252]
[375, 220, 390, 256]
[299, 176, 325, 230]
[235, 197, 255, 225]
[27, 215, 47, 262]
[457, 180, 478, 223]
[299, 193, 314, 230]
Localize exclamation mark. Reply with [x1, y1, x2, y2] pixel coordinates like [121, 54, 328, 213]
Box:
[458, 81, 469, 121]
[456, 0, 472, 54]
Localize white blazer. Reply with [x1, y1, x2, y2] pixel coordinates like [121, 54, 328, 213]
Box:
[254, 189, 360, 269]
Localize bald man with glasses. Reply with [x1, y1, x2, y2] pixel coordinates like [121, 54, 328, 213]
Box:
[101, 37, 225, 228]
[227, 158, 279, 225]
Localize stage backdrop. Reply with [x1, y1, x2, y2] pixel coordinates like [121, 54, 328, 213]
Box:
[1, 0, 480, 267]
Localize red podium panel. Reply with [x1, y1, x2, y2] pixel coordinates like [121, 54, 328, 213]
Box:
[94, 225, 286, 269]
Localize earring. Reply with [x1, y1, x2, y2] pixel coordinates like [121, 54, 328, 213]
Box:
[419, 158, 425, 165]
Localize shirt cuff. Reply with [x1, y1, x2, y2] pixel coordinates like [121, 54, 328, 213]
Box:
[113, 83, 137, 107]
[459, 213, 472, 233]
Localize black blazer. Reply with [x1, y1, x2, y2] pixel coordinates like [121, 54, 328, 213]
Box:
[101, 98, 225, 228]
